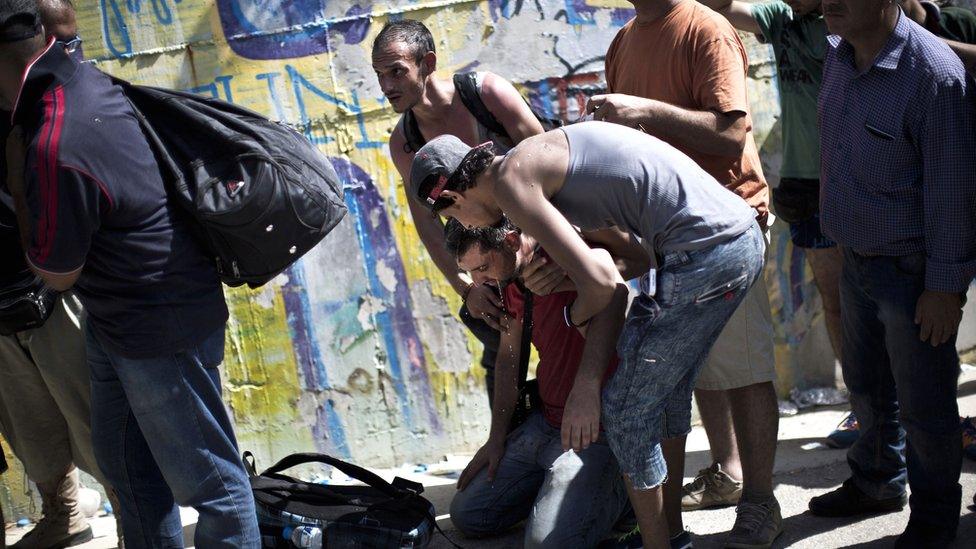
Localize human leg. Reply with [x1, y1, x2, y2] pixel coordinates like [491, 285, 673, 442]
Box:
[460, 304, 501, 405]
[728, 381, 779, 502]
[0, 334, 73, 484]
[805, 246, 844, 361]
[607, 226, 765, 549]
[23, 294, 105, 487]
[809, 250, 907, 517]
[0, 328, 92, 548]
[690, 390, 740, 481]
[524, 428, 629, 548]
[872, 254, 961, 536]
[449, 413, 547, 537]
[89, 324, 259, 548]
[690, 270, 777, 500]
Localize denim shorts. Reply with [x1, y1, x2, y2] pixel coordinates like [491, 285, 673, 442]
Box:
[603, 223, 765, 490]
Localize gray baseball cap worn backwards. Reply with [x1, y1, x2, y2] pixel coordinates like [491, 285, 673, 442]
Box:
[0, 0, 41, 42]
[409, 135, 490, 211]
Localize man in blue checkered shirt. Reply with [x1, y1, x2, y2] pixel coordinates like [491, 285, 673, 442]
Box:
[810, 2, 976, 547]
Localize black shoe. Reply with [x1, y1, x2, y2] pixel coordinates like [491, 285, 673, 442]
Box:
[808, 478, 907, 517]
[893, 520, 955, 548]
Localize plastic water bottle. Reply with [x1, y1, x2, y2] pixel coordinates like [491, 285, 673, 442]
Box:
[290, 525, 322, 549]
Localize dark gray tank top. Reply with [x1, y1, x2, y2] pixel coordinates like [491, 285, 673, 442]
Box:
[550, 121, 755, 265]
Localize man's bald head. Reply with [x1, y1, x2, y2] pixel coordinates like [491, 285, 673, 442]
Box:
[37, 0, 75, 39]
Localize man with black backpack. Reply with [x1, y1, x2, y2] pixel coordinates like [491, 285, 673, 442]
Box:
[444, 218, 644, 548]
[0, 2, 122, 548]
[371, 19, 550, 405]
[0, 0, 259, 546]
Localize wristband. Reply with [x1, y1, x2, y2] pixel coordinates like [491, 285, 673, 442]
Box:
[563, 302, 590, 328]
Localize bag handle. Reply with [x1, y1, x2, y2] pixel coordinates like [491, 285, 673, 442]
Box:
[249, 476, 365, 507]
[258, 452, 406, 498]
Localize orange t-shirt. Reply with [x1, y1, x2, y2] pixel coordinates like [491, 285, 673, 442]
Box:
[605, 1, 769, 226]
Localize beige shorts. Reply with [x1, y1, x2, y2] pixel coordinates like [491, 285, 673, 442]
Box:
[696, 268, 777, 391]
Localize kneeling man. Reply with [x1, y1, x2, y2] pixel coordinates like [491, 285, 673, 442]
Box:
[447, 218, 642, 548]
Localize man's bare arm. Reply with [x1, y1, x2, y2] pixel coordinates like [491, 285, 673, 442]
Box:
[487, 320, 523, 441]
[587, 94, 750, 158]
[456, 318, 523, 489]
[479, 72, 546, 144]
[699, 0, 761, 34]
[582, 226, 651, 281]
[562, 258, 628, 451]
[493, 156, 619, 326]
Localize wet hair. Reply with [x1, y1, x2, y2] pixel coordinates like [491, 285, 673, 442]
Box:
[444, 217, 519, 259]
[372, 19, 435, 65]
[417, 142, 497, 213]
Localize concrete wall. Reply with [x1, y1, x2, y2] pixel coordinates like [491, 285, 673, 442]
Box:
[1, 0, 974, 520]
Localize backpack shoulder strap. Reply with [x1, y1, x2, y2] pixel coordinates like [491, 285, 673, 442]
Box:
[453, 72, 507, 137]
[401, 110, 427, 153]
[517, 286, 533, 387]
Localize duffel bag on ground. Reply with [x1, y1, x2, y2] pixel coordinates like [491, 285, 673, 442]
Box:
[244, 452, 461, 548]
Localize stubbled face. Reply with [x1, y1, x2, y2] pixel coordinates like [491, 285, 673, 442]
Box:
[372, 42, 428, 113]
[783, 0, 821, 16]
[457, 242, 519, 286]
[822, 0, 893, 38]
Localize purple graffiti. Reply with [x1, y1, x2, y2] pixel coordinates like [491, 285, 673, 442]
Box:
[330, 157, 443, 434]
[216, 0, 372, 60]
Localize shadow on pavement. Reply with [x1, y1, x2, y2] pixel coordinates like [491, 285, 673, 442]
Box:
[691, 511, 876, 549]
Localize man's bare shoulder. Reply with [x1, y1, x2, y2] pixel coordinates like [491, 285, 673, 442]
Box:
[477, 72, 530, 117]
[496, 130, 569, 190]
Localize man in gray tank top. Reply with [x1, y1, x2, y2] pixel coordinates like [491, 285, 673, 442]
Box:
[408, 120, 765, 548]
[372, 20, 545, 406]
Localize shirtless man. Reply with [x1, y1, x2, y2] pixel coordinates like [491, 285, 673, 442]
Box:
[372, 20, 545, 402]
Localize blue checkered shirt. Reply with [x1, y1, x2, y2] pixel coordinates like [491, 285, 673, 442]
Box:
[819, 12, 976, 293]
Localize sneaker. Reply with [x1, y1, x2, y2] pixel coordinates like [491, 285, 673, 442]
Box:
[681, 463, 742, 510]
[962, 416, 976, 461]
[825, 411, 860, 449]
[808, 478, 906, 517]
[893, 519, 955, 548]
[597, 527, 694, 549]
[724, 499, 783, 549]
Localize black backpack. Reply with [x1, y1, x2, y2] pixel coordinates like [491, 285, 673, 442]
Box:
[244, 452, 459, 549]
[110, 75, 347, 288]
[401, 72, 563, 153]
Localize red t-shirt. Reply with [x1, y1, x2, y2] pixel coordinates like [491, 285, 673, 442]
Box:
[503, 278, 619, 428]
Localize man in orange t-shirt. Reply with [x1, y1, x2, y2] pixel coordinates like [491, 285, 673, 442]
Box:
[587, 1, 781, 548]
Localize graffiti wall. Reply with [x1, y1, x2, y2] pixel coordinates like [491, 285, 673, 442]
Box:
[4, 0, 971, 520]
